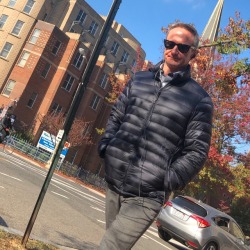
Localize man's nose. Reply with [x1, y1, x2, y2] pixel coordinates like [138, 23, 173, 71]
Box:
[171, 45, 179, 53]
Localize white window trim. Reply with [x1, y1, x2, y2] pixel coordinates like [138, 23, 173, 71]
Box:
[2, 79, 16, 97]
[11, 20, 24, 36]
[17, 51, 30, 67]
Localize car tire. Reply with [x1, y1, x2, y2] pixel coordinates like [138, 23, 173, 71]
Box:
[158, 228, 171, 242]
[203, 242, 218, 250]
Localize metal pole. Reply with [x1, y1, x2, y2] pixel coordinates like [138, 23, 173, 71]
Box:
[21, 0, 122, 245]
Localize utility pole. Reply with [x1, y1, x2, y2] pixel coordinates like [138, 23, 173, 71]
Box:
[22, 0, 122, 245]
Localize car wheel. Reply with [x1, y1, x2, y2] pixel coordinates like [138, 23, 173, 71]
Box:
[158, 228, 171, 242]
[203, 242, 218, 250]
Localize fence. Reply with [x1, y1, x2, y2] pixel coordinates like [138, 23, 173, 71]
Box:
[8, 136, 107, 192]
[11, 136, 51, 163]
[58, 161, 107, 192]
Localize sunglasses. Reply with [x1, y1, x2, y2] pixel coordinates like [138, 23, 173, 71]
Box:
[164, 39, 196, 53]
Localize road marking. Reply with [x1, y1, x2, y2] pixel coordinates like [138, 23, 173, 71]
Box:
[147, 228, 159, 238]
[51, 191, 69, 199]
[149, 225, 157, 231]
[97, 220, 105, 224]
[51, 183, 104, 208]
[90, 206, 105, 213]
[143, 232, 172, 249]
[169, 239, 190, 249]
[0, 172, 22, 181]
[94, 218, 173, 249]
[51, 179, 105, 204]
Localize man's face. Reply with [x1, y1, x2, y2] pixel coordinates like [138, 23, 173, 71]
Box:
[164, 27, 196, 73]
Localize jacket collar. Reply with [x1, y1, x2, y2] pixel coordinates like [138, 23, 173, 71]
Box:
[150, 61, 191, 83]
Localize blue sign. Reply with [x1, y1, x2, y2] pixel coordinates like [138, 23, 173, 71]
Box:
[38, 137, 55, 151]
[37, 131, 70, 159]
[60, 147, 69, 157]
[37, 131, 56, 153]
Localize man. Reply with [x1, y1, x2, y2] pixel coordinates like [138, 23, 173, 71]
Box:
[98, 22, 213, 249]
[0, 113, 13, 142]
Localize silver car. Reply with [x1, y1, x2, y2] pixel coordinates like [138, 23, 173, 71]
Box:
[156, 195, 249, 250]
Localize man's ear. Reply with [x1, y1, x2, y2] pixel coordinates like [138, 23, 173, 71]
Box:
[191, 49, 199, 59]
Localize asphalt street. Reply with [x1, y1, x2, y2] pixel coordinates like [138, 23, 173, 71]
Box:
[0, 150, 190, 250]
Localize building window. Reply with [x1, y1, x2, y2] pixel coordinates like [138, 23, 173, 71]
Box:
[52, 40, 61, 55]
[0, 42, 13, 58]
[29, 29, 41, 44]
[72, 52, 84, 69]
[104, 36, 109, 46]
[23, 0, 35, 14]
[99, 73, 109, 89]
[131, 59, 136, 68]
[11, 20, 24, 36]
[62, 73, 75, 92]
[2, 80, 16, 97]
[17, 51, 30, 67]
[51, 103, 62, 114]
[8, 0, 16, 7]
[42, 13, 48, 21]
[88, 21, 98, 36]
[0, 14, 8, 29]
[27, 92, 37, 108]
[121, 50, 129, 63]
[41, 63, 51, 78]
[90, 94, 100, 110]
[76, 9, 87, 25]
[111, 41, 119, 56]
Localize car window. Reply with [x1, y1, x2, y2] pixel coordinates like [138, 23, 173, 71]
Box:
[213, 216, 229, 232]
[173, 197, 207, 217]
[229, 221, 245, 240]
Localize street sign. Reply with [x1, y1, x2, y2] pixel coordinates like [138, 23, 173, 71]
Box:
[37, 130, 70, 158]
[37, 131, 56, 153]
[56, 129, 64, 141]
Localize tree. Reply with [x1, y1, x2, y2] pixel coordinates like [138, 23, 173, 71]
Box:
[230, 196, 250, 236]
[185, 13, 249, 196]
[106, 46, 153, 104]
[39, 112, 93, 147]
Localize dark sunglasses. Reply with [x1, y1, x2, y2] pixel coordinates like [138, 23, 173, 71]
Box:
[164, 39, 196, 53]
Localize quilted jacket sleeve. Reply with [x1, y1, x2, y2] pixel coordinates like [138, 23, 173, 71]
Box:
[165, 95, 214, 192]
[98, 79, 132, 158]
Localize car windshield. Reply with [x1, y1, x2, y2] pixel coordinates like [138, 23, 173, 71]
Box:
[173, 196, 207, 217]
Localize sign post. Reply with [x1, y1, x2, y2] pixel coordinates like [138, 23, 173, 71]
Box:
[22, 0, 122, 246]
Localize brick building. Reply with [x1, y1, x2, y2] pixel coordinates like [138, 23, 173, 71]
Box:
[0, 0, 146, 174]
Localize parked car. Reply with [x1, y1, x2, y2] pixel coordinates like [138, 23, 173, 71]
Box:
[156, 195, 249, 250]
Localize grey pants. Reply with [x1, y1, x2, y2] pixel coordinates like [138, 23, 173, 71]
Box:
[99, 188, 162, 250]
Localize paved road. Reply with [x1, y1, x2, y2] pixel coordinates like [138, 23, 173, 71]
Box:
[0, 150, 190, 250]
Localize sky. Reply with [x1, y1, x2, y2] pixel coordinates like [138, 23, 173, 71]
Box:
[85, 0, 249, 154]
[85, 0, 249, 64]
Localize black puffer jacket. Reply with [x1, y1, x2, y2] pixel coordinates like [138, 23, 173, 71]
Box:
[98, 63, 213, 200]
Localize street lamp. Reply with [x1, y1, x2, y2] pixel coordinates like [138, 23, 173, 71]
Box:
[114, 62, 127, 75]
[69, 20, 81, 32]
[69, 21, 90, 36]
[82, 29, 90, 35]
[79, 48, 86, 60]
[102, 49, 114, 63]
